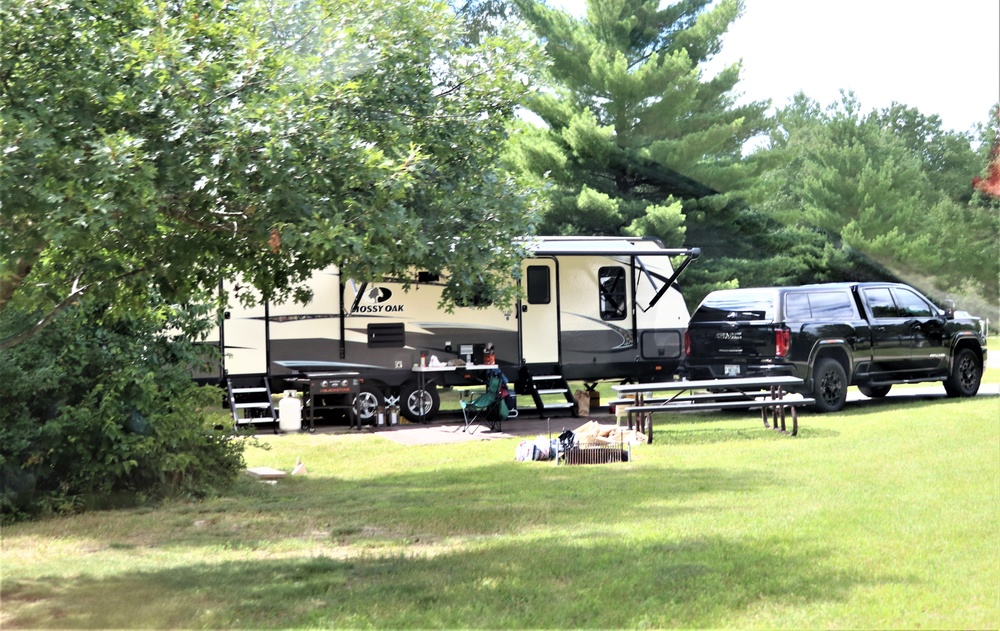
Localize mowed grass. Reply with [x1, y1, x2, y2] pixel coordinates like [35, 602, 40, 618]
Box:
[2, 396, 998, 629]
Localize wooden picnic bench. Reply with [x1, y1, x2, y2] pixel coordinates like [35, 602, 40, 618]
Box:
[611, 376, 814, 444]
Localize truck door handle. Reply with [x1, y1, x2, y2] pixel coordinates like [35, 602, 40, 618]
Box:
[521, 305, 528, 313]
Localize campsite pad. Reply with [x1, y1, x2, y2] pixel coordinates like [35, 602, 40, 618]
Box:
[262, 407, 659, 446]
[295, 412, 612, 446]
[378, 424, 516, 446]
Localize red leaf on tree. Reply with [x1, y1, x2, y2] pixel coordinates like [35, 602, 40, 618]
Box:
[269, 228, 281, 253]
[973, 138, 1000, 198]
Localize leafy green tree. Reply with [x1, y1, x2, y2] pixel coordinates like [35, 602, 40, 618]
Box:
[508, 0, 769, 245]
[0, 0, 541, 519]
[746, 93, 998, 315]
[0, 0, 539, 350]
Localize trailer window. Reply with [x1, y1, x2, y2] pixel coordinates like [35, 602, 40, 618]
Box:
[367, 323, 405, 348]
[526, 265, 550, 304]
[599, 266, 627, 321]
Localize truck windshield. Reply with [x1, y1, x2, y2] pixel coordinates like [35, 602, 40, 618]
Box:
[690, 290, 776, 323]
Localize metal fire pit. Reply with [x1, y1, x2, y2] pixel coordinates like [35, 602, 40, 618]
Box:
[562, 444, 630, 465]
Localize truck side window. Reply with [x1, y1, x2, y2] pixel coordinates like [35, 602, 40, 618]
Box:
[786, 291, 854, 320]
[863, 288, 899, 319]
[599, 266, 627, 321]
[526, 265, 550, 304]
[809, 291, 856, 319]
[892, 288, 932, 318]
[785, 293, 811, 320]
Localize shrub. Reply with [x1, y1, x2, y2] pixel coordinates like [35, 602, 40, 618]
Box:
[0, 300, 245, 522]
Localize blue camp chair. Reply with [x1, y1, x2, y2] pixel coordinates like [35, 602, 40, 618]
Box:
[458, 369, 510, 433]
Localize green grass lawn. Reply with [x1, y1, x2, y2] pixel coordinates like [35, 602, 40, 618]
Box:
[3, 396, 998, 629]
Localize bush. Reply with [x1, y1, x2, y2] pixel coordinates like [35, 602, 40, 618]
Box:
[0, 301, 245, 522]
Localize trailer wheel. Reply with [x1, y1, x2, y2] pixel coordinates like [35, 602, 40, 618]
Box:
[354, 384, 384, 422]
[401, 383, 440, 422]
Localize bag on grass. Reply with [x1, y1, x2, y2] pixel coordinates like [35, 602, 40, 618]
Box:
[515, 440, 538, 462]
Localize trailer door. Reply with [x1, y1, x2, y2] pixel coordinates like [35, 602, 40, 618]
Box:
[220, 280, 269, 376]
[520, 259, 559, 364]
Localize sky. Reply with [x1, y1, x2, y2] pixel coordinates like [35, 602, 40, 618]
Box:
[550, 0, 1000, 135]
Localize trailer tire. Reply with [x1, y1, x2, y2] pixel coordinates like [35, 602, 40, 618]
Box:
[401, 382, 440, 422]
[354, 384, 384, 422]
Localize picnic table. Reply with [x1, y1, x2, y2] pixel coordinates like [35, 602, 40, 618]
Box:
[611, 376, 813, 443]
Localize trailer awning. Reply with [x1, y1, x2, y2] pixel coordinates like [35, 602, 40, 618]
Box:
[524, 236, 700, 259]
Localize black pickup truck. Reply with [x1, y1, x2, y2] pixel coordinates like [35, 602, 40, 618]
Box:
[682, 282, 987, 412]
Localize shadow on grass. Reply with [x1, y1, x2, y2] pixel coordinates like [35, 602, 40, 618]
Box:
[3, 535, 907, 629]
[146, 461, 779, 549]
[645, 390, 1000, 444]
[648, 409, 841, 445]
[830, 392, 997, 419]
[653, 424, 840, 445]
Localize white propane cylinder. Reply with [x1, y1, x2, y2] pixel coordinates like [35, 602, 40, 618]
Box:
[278, 391, 302, 432]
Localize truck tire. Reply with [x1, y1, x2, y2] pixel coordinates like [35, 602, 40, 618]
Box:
[811, 358, 847, 413]
[354, 384, 384, 422]
[858, 384, 891, 398]
[943, 348, 982, 398]
[401, 382, 440, 422]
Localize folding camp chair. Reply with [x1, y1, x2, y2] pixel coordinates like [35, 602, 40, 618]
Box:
[457, 369, 510, 433]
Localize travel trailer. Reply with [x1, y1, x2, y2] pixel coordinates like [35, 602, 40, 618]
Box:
[205, 236, 700, 424]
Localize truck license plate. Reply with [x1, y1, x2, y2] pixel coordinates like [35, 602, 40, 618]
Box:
[724, 364, 740, 377]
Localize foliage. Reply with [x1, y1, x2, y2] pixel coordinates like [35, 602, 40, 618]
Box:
[746, 93, 1000, 317]
[0, 300, 246, 523]
[0, 0, 541, 349]
[508, 0, 769, 241]
[506, 0, 868, 304]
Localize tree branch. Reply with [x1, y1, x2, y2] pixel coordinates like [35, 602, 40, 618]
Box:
[0, 267, 150, 351]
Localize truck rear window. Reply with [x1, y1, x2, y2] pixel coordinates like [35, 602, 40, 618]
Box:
[690, 290, 775, 323]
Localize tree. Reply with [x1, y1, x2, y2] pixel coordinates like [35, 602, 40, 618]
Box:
[0, 0, 540, 350]
[745, 93, 999, 316]
[0, 0, 541, 520]
[508, 0, 769, 245]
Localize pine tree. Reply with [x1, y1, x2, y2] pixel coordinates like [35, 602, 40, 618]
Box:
[510, 0, 769, 248]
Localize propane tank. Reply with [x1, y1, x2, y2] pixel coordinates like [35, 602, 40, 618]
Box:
[278, 390, 302, 432]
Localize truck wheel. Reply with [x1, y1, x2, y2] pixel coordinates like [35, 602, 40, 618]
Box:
[354, 384, 384, 422]
[858, 384, 891, 398]
[943, 348, 981, 398]
[401, 383, 440, 422]
[811, 358, 847, 412]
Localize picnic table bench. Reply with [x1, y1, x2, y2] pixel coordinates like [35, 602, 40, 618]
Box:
[611, 376, 814, 443]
